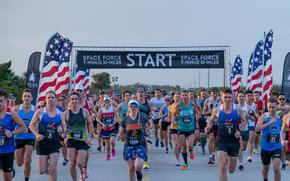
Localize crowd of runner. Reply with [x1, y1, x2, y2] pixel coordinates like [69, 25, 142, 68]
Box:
[0, 85, 290, 181]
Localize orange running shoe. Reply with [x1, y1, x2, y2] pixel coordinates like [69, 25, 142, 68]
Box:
[180, 164, 188, 170]
[189, 151, 195, 160]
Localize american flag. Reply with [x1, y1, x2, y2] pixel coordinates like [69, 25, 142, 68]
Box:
[73, 66, 90, 94]
[262, 30, 273, 103]
[37, 33, 73, 103]
[247, 40, 264, 92]
[231, 55, 243, 93]
[246, 53, 253, 90]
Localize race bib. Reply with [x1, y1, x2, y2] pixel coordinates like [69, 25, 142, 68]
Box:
[71, 131, 83, 139]
[46, 127, 56, 139]
[267, 134, 279, 144]
[248, 119, 255, 127]
[128, 139, 139, 145]
[182, 116, 192, 123]
[0, 136, 6, 146]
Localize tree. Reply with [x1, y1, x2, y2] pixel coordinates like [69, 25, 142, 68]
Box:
[0, 61, 26, 103]
[91, 72, 111, 91]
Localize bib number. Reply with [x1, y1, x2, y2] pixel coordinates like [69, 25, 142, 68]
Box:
[46, 127, 56, 139]
[71, 131, 83, 139]
[267, 134, 279, 144]
[248, 120, 255, 127]
[128, 139, 139, 145]
[182, 116, 192, 123]
[0, 136, 5, 146]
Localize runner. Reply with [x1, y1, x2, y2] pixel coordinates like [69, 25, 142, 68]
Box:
[281, 111, 290, 168]
[204, 88, 221, 165]
[170, 92, 181, 166]
[15, 89, 36, 181]
[256, 98, 282, 181]
[64, 92, 94, 181]
[159, 95, 171, 153]
[277, 93, 290, 170]
[205, 88, 247, 181]
[136, 86, 151, 170]
[116, 91, 131, 122]
[29, 90, 67, 181]
[7, 93, 19, 111]
[117, 100, 149, 181]
[198, 88, 208, 154]
[253, 91, 264, 154]
[174, 90, 199, 170]
[245, 90, 258, 163]
[75, 84, 98, 179]
[236, 91, 254, 171]
[56, 95, 69, 166]
[96, 96, 119, 161]
[0, 88, 26, 181]
[149, 89, 165, 147]
[95, 90, 106, 151]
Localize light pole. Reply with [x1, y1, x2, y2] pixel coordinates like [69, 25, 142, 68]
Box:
[111, 76, 119, 91]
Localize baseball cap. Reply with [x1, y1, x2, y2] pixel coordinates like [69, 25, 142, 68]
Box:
[137, 86, 145, 92]
[75, 84, 84, 91]
[128, 99, 139, 108]
[164, 95, 171, 100]
[103, 96, 111, 102]
[9, 93, 16, 99]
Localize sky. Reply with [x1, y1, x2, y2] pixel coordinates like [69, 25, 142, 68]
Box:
[1, 0, 290, 88]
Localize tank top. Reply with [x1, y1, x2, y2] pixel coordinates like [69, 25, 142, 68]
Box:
[0, 113, 15, 154]
[161, 105, 168, 122]
[241, 104, 249, 131]
[83, 100, 91, 115]
[101, 106, 115, 130]
[15, 104, 35, 140]
[150, 97, 165, 119]
[178, 101, 195, 132]
[67, 108, 87, 141]
[39, 108, 61, 141]
[118, 102, 128, 120]
[122, 114, 146, 146]
[261, 113, 282, 151]
[170, 104, 178, 129]
[247, 102, 256, 127]
[217, 106, 240, 142]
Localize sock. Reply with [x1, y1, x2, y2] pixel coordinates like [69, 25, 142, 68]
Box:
[264, 179, 268, 181]
[189, 149, 193, 154]
[201, 137, 207, 148]
[136, 171, 142, 181]
[25, 177, 29, 181]
[182, 152, 188, 165]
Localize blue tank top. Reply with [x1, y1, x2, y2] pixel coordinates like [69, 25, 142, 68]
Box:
[15, 104, 35, 140]
[0, 113, 15, 154]
[218, 107, 240, 142]
[161, 105, 168, 122]
[118, 102, 128, 120]
[39, 108, 61, 141]
[261, 114, 282, 151]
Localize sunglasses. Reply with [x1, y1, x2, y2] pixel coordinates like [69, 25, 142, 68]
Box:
[129, 104, 138, 108]
[165, 99, 170, 102]
[279, 98, 285, 100]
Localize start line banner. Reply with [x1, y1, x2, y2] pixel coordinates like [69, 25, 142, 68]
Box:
[76, 49, 225, 69]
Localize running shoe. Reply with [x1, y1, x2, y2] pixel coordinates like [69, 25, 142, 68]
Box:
[105, 155, 110, 161]
[189, 151, 195, 160]
[180, 164, 188, 170]
[169, 142, 173, 149]
[84, 169, 90, 179]
[155, 138, 159, 147]
[160, 141, 164, 148]
[281, 163, 287, 170]
[238, 164, 244, 171]
[175, 161, 180, 166]
[112, 149, 116, 157]
[62, 158, 69, 166]
[208, 157, 215, 165]
[97, 146, 102, 152]
[166, 148, 169, 154]
[147, 139, 152, 144]
[247, 156, 252, 163]
[143, 162, 150, 169]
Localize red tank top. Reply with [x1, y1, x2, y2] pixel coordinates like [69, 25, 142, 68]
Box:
[83, 100, 91, 115]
